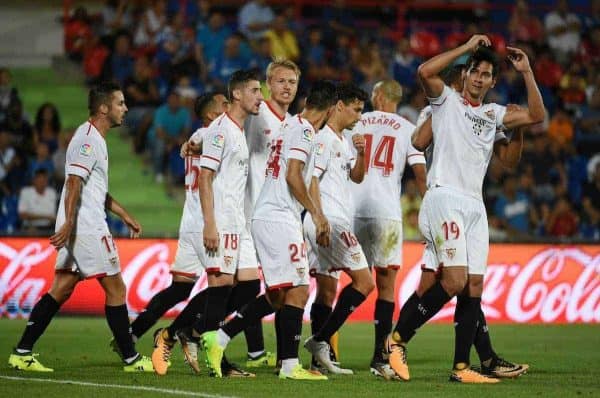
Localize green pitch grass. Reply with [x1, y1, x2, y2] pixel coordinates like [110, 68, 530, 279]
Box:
[1, 318, 598, 398]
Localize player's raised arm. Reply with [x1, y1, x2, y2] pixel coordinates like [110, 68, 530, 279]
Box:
[49, 175, 82, 249]
[105, 193, 142, 238]
[501, 47, 546, 129]
[418, 34, 491, 98]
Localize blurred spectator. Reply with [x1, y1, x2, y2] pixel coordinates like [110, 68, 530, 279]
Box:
[581, 162, 600, 238]
[583, 0, 600, 32]
[238, 0, 274, 41]
[401, 179, 422, 240]
[100, 0, 133, 38]
[0, 130, 18, 196]
[147, 91, 191, 182]
[82, 35, 110, 85]
[321, 0, 355, 48]
[0, 98, 34, 154]
[134, 0, 167, 48]
[167, 0, 200, 27]
[124, 56, 160, 153]
[508, 0, 545, 45]
[390, 39, 420, 95]
[548, 107, 574, 145]
[353, 41, 387, 93]
[304, 26, 336, 81]
[521, 135, 559, 201]
[493, 174, 535, 238]
[545, 195, 579, 237]
[398, 90, 427, 125]
[210, 35, 248, 88]
[0, 68, 20, 125]
[534, 46, 564, 90]
[558, 62, 587, 110]
[155, 12, 199, 81]
[577, 26, 600, 66]
[33, 103, 61, 155]
[18, 168, 57, 234]
[52, 131, 71, 189]
[28, 142, 54, 181]
[64, 6, 93, 62]
[544, 0, 581, 63]
[109, 33, 135, 85]
[196, 11, 232, 74]
[265, 14, 300, 62]
[252, 37, 273, 73]
[578, 78, 600, 138]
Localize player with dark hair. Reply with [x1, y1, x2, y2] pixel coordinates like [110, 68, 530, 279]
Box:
[151, 70, 263, 377]
[303, 83, 373, 375]
[8, 82, 153, 372]
[385, 35, 544, 383]
[199, 80, 339, 380]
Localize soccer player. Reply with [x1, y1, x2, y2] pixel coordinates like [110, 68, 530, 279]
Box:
[151, 69, 263, 377]
[198, 80, 338, 380]
[113, 92, 227, 345]
[345, 80, 427, 379]
[385, 35, 545, 383]
[8, 82, 153, 372]
[303, 83, 373, 375]
[243, 59, 300, 368]
[409, 65, 529, 379]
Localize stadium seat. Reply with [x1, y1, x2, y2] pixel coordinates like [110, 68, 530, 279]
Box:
[445, 32, 468, 50]
[488, 33, 507, 55]
[410, 31, 441, 58]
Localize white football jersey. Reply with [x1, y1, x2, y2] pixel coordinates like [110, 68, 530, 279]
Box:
[179, 127, 208, 233]
[245, 101, 290, 219]
[428, 85, 507, 199]
[253, 115, 316, 227]
[56, 120, 110, 235]
[348, 111, 425, 220]
[313, 124, 355, 224]
[200, 113, 249, 233]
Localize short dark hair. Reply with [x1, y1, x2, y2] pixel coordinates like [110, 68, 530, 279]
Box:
[227, 69, 261, 101]
[465, 47, 500, 78]
[305, 80, 337, 111]
[336, 82, 368, 105]
[194, 91, 222, 118]
[443, 64, 466, 87]
[88, 81, 122, 115]
[33, 167, 49, 177]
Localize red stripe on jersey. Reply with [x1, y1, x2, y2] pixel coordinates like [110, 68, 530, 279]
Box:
[297, 114, 304, 124]
[170, 270, 197, 278]
[87, 119, 102, 135]
[265, 101, 285, 121]
[315, 166, 325, 172]
[290, 147, 309, 156]
[267, 282, 294, 291]
[202, 155, 221, 163]
[407, 153, 424, 158]
[86, 272, 108, 280]
[70, 163, 91, 173]
[225, 112, 243, 131]
[205, 267, 222, 274]
[386, 264, 402, 270]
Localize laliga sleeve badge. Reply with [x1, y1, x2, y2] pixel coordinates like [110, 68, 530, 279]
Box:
[79, 143, 92, 157]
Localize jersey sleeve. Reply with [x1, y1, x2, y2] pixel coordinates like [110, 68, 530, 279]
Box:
[494, 128, 508, 143]
[428, 85, 453, 107]
[313, 135, 330, 179]
[406, 138, 426, 166]
[416, 106, 432, 128]
[199, 128, 226, 171]
[65, 136, 97, 179]
[493, 104, 507, 130]
[287, 124, 315, 164]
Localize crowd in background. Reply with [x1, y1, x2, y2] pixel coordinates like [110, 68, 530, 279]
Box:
[0, 0, 599, 241]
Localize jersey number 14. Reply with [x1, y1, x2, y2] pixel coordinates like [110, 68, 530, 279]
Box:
[364, 134, 395, 176]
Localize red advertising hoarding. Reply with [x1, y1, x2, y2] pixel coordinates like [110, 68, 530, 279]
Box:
[1, 238, 598, 323]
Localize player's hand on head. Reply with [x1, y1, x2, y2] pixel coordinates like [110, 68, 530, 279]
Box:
[506, 47, 531, 73]
[465, 34, 491, 51]
[203, 223, 219, 255]
[49, 224, 72, 249]
[352, 134, 366, 155]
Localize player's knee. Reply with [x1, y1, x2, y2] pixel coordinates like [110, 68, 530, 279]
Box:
[467, 275, 484, 297]
[315, 288, 336, 307]
[49, 287, 73, 304]
[354, 277, 375, 297]
[440, 271, 468, 297]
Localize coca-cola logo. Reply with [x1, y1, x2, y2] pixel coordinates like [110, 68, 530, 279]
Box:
[399, 247, 600, 323]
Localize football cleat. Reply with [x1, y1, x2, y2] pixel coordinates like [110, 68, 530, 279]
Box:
[246, 351, 276, 368]
[279, 364, 328, 380]
[123, 355, 154, 372]
[450, 367, 501, 384]
[176, 328, 201, 374]
[370, 361, 400, 381]
[222, 356, 255, 377]
[8, 352, 53, 372]
[201, 330, 225, 378]
[384, 334, 409, 381]
[304, 336, 353, 375]
[151, 328, 175, 375]
[478, 357, 530, 378]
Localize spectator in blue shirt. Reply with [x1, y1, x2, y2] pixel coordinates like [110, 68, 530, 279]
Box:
[209, 35, 247, 88]
[109, 33, 134, 85]
[494, 174, 534, 238]
[148, 90, 191, 182]
[238, 0, 274, 41]
[196, 11, 232, 69]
